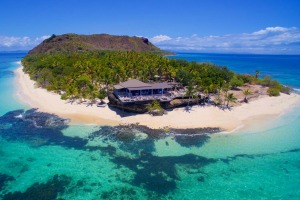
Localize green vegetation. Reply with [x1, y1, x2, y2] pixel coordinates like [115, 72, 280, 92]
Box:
[22, 51, 237, 102]
[242, 89, 252, 103]
[260, 76, 291, 96]
[21, 50, 289, 103]
[230, 75, 244, 89]
[225, 93, 237, 107]
[185, 85, 196, 106]
[237, 73, 290, 97]
[21, 33, 290, 106]
[147, 100, 163, 111]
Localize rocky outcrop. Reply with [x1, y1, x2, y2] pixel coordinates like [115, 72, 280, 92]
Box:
[148, 109, 167, 116]
[107, 92, 149, 113]
[112, 124, 222, 139]
[21, 109, 69, 128]
[107, 92, 204, 114]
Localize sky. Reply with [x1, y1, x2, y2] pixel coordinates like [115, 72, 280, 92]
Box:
[1, 0, 300, 54]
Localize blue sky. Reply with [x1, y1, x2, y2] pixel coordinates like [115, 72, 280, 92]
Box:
[1, 0, 300, 54]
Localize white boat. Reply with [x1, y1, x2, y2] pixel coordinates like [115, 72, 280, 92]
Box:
[97, 102, 107, 107]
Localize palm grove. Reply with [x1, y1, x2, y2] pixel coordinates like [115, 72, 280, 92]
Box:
[21, 51, 290, 107]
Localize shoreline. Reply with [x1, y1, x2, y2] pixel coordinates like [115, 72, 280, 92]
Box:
[14, 65, 300, 132]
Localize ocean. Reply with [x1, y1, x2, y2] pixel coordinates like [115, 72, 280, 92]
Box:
[0, 52, 300, 199]
[170, 53, 300, 90]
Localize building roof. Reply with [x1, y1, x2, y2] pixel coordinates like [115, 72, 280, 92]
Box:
[149, 82, 172, 89]
[114, 79, 151, 90]
[114, 79, 178, 90]
[122, 79, 152, 88]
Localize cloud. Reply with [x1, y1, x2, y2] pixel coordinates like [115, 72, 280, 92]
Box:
[252, 26, 295, 35]
[0, 35, 50, 50]
[151, 35, 172, 43]
[150, 27, 300, 54]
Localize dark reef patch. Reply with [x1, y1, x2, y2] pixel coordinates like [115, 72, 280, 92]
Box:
[114, 124, 221, 139]
[0, 109, 220, 153]
[119, 125, 221, 148]
[174, 134, 210, 147]
[1, 174, 71, 200]
[95, 142, 216, 194]
[170, 127, 219, 147]
[88, 126, 156, 155]
[100, 187, 138, 200]
[197, 176, 205, 182]
[0, 109, 93, 150]
[284, 148, 300, 153]
[100, 144, 300, 195]
[26, 157, 36, 162]
[0, 173, 15, 191]
[0, 109, 69, 129]
[88, 125, 221, 154]
[90, 124, 221, 140]
[0, 109, 246, 196]
[220, 154, 257, 164]
[111, 151, 216, 194]
[6, 160, 29, 175]
[170, 127, 221, 135]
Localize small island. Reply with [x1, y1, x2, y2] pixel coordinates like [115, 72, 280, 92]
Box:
[16, 33, 300, 132]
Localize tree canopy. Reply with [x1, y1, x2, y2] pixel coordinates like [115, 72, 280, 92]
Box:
[21, 51, 289, 103]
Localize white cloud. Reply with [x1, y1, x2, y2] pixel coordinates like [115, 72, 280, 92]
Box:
[150, 35, 172, 43]
[149, 27, 300, 54]
[35, 35, 51, 41]
[252, 26, 295, 35]
[0, 35, 50, 50]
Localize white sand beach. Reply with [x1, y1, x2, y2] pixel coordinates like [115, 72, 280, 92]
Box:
[15, 66, 300, 132]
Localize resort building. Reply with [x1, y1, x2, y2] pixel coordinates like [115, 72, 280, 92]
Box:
[113, 79, 183, 103]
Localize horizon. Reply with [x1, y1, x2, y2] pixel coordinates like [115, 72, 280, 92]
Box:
[2, 48, 300, 56]
[1, 0, 300, 54]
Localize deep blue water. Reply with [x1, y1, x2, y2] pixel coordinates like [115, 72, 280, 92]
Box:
[0, 52, 300, 199]
[169, 53, 300, 89]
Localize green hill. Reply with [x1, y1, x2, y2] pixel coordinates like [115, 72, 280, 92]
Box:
[28, 33, 171, 55]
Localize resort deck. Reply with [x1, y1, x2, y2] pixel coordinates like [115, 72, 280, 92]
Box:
[113, 79, 185, 104]
[117, 90, 187, 104]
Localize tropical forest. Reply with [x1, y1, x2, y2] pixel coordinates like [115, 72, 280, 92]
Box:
[21, 50, 290, 108]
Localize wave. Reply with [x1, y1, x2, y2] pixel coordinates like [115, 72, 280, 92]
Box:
[14, 114, 23, 118]
[293, 88, 300, 93]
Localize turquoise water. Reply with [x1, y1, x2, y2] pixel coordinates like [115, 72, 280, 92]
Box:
[0, 53, 28, 115]
[0, 52, 300, 199]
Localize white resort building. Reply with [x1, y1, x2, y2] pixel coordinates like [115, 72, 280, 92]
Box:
[113, 79, 183, 103]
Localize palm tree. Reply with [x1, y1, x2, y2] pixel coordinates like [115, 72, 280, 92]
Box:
[215, 87, 223, 106]
[66, 86, 77, 104]
[185, 85, 195, 106]
[98, 89, 107, 103]
[221, 83, 230, 107]
[87, 84, 97, 105]
[75, 75, 90, 102]
[242, 89, 252, 103]
[226, 93, 237, 108]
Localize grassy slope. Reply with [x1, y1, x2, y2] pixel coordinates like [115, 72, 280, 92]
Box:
[28, 33, 171, 55]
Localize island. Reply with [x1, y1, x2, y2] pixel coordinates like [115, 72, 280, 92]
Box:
[15, 33, 300, 132]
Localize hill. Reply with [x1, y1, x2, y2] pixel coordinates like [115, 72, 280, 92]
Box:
[28, 33, 170, 55]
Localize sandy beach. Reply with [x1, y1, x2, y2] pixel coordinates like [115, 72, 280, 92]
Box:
[15, 66, 300, 132]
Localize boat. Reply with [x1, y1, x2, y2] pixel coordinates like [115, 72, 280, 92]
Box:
[97, 101, 107, 107]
